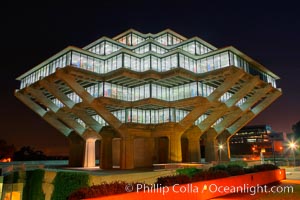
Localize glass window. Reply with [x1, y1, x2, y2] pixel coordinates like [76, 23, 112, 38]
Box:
[143, 56, 150, 71]
[179, 85, 184, 99]
[126, 34, 132, 46]
[173, 87, 178, 101]
[104, 83, 111, 97]
[179, 54, 184, 68]
[157, 85, 162, 99]
[145, 84, 150, 98]
[139, 85, 144, 99]
[138, 109, 143, 123]
[123, 87, 128, 101]
[159, 110, 164, 123]
[71, 52, 80, 67]
[220, 52, 229, 68]
[132, 34, 138, 46]
[152, 84, 157, 98]
[134, 87, 139, 100]
[124, 54, 130, 68]
[145, 110, 150, 124]
[207, 56, 213, 71]
[171, 54, 177, 68]
[151, 56, 158, 71]
[111, 84, 117, 98]
[151, 110, 157, 124]
[162, 57, 166, 71]
[80, 55, 88, 69]
[132, 109, 137, 123]
[184, 84, 190, 98]
[99, 82, 103, 96]
[213, 54, 221, 70]
[191, 82, 197, 97]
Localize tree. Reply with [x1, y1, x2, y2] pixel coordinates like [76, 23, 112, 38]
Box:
[13, 146, 47, 161]
[0, 140, 15, 159]
[292, 121, 300, 139]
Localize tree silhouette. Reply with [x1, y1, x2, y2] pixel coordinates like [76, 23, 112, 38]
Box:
[0, 140, 15, 159]
[292, 121, 300, 139]
[13, 146, 47, 161]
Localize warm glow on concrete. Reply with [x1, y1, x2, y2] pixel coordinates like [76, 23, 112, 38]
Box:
[84, 138, 97, 167]
[11, 191, 21, 200]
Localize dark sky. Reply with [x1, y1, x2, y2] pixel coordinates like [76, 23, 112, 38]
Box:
[1, 2, 299, 155]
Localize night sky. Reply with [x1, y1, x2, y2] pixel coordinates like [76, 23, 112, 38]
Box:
[1, 2, 299, 155]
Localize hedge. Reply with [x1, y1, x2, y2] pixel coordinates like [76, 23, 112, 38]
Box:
[51, 171, 89, 200]
[22, 169, 45, 200]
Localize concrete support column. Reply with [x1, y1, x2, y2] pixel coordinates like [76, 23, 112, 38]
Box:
[169, 133, 182, 163]
[120, 136, 135, 169]
[68, 132, 85, 167]
[187, 137, 201, 162]
[217, 131, 231, 162]
[204, 129, 218, 162]
[84, 138, 96, 167]
[100, 136, 113, 169]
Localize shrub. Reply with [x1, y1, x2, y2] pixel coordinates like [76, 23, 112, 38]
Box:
[227, 160, 248, 168]
[22, 169, 45, 200]
[244, 167, 258, 174]
[176, 168, 202, 177]
[191, 170, 229, 182]
[209, 164, 226, 171]
[253, 164, 279, 172]
[68, 182, 149, 200]
[3, 171, 19, 184]
[157, 170, 229, 186]
[226, 164, 245, 176]
[51, 171, 89, 200]
[156, 174, 191, 186]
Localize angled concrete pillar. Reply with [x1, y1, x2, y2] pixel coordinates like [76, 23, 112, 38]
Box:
[68, 132, 85, 167]
[15, 91, 72, 136]
[217, 131, 231, 162]
[178, 98, 213, 133]
[55, 70, 124, 137]
[207, 69, 244, 101]
[39, 79, 76, 108]
[198, 104, 228, 133]
[25, 86, 87, 136]
[169, 133, 182, 163]
[240, 85, 272, 111]
[100, 136, 113, 169]
[225, 76, 259, 107]
[120, 136, 135, 169]
[204, 128, 218, 162]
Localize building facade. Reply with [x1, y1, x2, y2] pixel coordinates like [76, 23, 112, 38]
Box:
[15, 29, 281, 169]
[230, 125, 286, 156]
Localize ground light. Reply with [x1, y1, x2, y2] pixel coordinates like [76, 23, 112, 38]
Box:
[288, 141, 297, 166]
[218, 144, 223, 163]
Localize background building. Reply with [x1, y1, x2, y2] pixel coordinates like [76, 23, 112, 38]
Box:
[15, 29, 281, 169]
[230, 125, 286, 157]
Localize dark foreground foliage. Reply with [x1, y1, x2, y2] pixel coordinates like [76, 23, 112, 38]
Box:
[68, 182, 148, 200]
[68, 164, 279, 199]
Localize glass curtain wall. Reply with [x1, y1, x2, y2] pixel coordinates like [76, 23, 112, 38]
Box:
[111, 108, 189, 124]
[20, 49, 277, 89]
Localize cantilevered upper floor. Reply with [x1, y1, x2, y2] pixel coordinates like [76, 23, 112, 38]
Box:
[17, 29, 279, 90]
